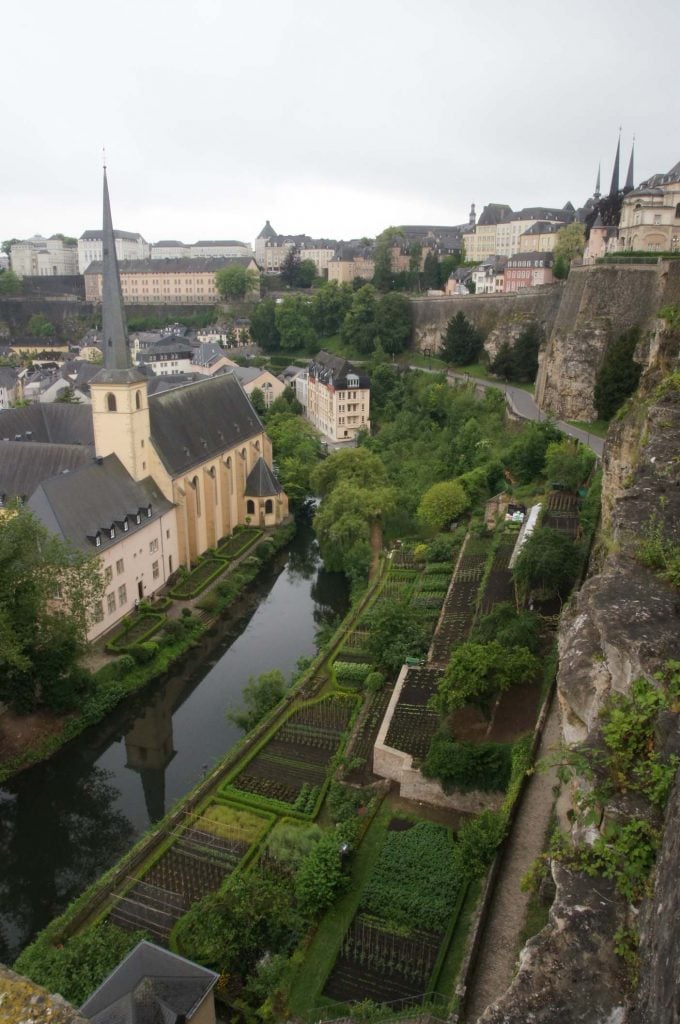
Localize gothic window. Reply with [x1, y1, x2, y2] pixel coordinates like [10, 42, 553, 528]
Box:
[675, 203, 680, 219]
[192, 477, 201, 517]
[135, 390, 142, 410]
[106, 393, 117, 411]
[246, 499, 256, 515]
[265, 499, 273, 515]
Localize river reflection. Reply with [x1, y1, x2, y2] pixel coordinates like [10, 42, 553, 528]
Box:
[0, 519, 348, 962]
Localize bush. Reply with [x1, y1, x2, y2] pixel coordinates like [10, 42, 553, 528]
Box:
[455, 810, 506, 876]
[333, 661, 372, 685]
[365, 671, 385, 693]
[470, 603, 541, 654]
[294, 825, 354, 916]
[423, 735, 513, 792]
[130, 641, 160, 664]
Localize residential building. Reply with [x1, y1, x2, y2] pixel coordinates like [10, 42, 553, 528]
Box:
[471, 257, 507, 294]
[138, 338, 197, 375]
[152, 239, 253, 259]
[300, 350, 370, 443]
[191, 342, 238, 376]
[79, 940, 219, 1024]
[83, 256, 260, 305]
[0, 367, 19, 409]
[10, 235, 78, 277]
[327, 248, 375, 284]
[518, 221, 563, 253]
[503, 251, 555, 291]
[618, 158, 680, 252]
[231, 365, 286, 407]
[78, 229, 150, 274]
[464, 205, 571, 262]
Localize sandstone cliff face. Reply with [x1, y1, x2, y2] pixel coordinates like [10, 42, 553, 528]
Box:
[476, 368, 680, 1023]
[482, 316, 540, 364]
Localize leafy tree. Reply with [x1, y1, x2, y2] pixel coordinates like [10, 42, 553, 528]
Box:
[489, 341, 515, 380]
[470, 602, 541, 654]
[310, 280, 353, 335]
[340, 284, 378, 354]
[423, 250, 441, 290]
[1, 238, 21, 256]
[275, 295, 317, 352]
[227, 668, 287, 732]
[553, 222, 585, 270]
[512, 322, 541, 382]
[249, 386, 266, 415]
[375, 291, 413, 356]
[417, 479, 469, 530]
[313, 479, 396, 581]
[296, 259, 317, 288]
[214, 265, 259, 300]
[267, 386, 303, 417]
[512, 526, 581, 600]
[0, 269, 22, 295]
[249, 299, 281, 352]
[266, 412, 320, 503]
[280, 247, 301, 287]
[544, 438, 595, 490]
[372, 227, 403, 291]
[553, 253, 569, 280]
[0, 505, 104, 713]
[506, 420, 562, 484]
[55, 387, 81, 404]
[312, 447, 388, 497]
[365, 597, 430, 674]
[294, 826, 353, 916]
[431, 640, 539, 715]
[440, 253, 462, 280]
[27, 314, 55, 338]
[441, 312, 483, 365]
[594, 327, 642, 420]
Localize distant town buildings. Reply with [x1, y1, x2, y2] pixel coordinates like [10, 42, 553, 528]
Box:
[10, 235, 78, 277]
[463, 205, 573, 263]
[618, 159, 680, 252]
[296, 351, 370, 443]
[84, 256, 260, 305]
[504, 251, 555, 291]
[151, 239, 252, 259]
[78, 229, 150, 273]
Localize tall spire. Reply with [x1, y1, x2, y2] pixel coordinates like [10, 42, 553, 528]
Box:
[624, 136, 635, 193]
[609, 130, 621, 197]
[101, 168, 134, 373]
[594, 163, 601, 200]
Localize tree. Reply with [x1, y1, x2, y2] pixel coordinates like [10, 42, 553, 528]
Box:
[417, 479, 470, 530]
[489, 341, 515, 380]
[215, 265, 259, 300]
[506, 420, 562, 484]
[249, 386, 266, 415]
[544, 438, 595, 490]
[294, 826, 352, 916]
[553, 253, 569, 280]
[310, 280, 353, 335]
[553, 222, 585, 271]
[27, 314, 55, 338]
[512, 323, 541, 382]
[470, 602, 540, 653]
[0, 269, 22, 295]
[431, 640, 539, 715]
[594, 327, 642, 420]
[313, 478, 396, 581]
[249, 299, 281, 352]
[274, 295, 318, 352]
[340, 284, 378, 354]
[55, 387, 81, 404]
[296, 259, 317, 288]
[0, 505, 104, 713]
[512, 526, 581, 601]
[441, 311, 483, 365]
[280, 248, 301, 287]
[266, 412, 321, 503]
[227, 669, 288, 732]
[1, 238, 20, 256]
[365, 598, 430, 674]
[372, 227, 403, 292]
[375, 291, 413, 356]
[423, 251, 441, 290]
[408, 242, 423, 291]
[312, 447, 388, 497]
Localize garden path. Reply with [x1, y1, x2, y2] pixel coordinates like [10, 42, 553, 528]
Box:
[464, 696, 561, 1023]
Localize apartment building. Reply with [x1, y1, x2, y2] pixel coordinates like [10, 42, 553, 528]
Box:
[298, 351, 370, 443]
[84, 256, 260, 305]
[151, 239, 252, 259]
[78, 229, 150, 273]
[10, 236, 78, 277]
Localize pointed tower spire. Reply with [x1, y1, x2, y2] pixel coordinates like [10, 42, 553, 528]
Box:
[594, 163, 601, 200]
[101, 169, 135, 373]
[609, 130, 621, 197]
[624, 136, 635, 193]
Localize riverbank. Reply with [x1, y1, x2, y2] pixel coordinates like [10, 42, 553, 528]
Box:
[0, 521, 297, 785]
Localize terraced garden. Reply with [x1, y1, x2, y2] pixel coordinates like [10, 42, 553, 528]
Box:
[384, 668, 442, 760]
[543, 490, 580, 539]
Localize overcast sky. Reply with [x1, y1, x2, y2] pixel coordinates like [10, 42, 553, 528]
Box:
[2, 0, 679, 248]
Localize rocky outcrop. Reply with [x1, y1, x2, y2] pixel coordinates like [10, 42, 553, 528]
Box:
[0, 964, 87, 1024]
[482, 316, 541, 365]
[475, 368, 680, 1023]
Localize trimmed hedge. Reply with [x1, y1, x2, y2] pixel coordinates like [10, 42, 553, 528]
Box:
[169, 557, 229, 599]
[333, 661, 372, 684]
[422, 735, 514, 793]
[215, 528, 262, 560]
[106, 612, 166, 652]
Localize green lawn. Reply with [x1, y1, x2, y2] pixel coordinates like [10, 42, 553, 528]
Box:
[286, 799, 391, 1017]
[566, 419, 609, 438]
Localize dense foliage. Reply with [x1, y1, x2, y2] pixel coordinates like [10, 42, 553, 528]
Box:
[423, 735, 514, 792]
[544, 438, 595, 490]
[361, 822, 459, 931]
[365, 597, 430, 675]
[512, 526, 581, 600]
[594, 327, 642, 420]
[431, 640, 539, 715]
[227, 669, 288, 732]
[489, 323, 541, 383]
[470, 602, 541, 654]
[440, 311, 483, 365]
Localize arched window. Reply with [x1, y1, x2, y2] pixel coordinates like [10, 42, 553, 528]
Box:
[106, 393, 117, 411]
[265, 499, 273, 515]
[675, 203, 680, 219]
[135, 390, 142, 410]
[192, 476, 201, 516]
[246, 499, 255, 515]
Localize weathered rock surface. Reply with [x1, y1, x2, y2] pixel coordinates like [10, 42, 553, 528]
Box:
[482, 316, 541, 364]
[0, 964, 87, 1024]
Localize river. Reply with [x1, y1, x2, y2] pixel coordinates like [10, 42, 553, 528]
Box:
[0, 518, 349, 964]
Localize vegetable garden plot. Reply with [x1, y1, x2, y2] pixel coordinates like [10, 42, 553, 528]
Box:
[385, 704, 439, 759]
[546, 491, 579, 513]
[109, 877, 188, 944]
[345, 688, 393, 773]
[544, 491, 580, 539]
[478, 535, 516, 612]
[229, 697, 354, 806]
[392, 550, 417, 567]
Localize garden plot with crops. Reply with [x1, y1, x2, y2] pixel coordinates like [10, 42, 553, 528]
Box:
[322, 821, 463, 1008]
[429, 536, 491, 663]
[543, 490, 580, 539]
[215, 526, 262, 559]
[478, 532, 516, 613]
[108, 802, 269, 944]
[222, 696, 356, 812]
[384, 668, 442, 760]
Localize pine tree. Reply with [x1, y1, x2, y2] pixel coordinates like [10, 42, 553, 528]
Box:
[440, 312, 483, 365]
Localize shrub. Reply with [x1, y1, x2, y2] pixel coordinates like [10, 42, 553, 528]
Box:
[181, 607, 193, 618]
[455, 810, 506, 876]
[333, 661, 372, 685]
[294, 825, 353, 916]
[130, 641, 160, 665]
[423, 736, 513, 792]
[365, 671, 385, 693]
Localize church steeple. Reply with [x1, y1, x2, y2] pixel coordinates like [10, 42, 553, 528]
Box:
[609, 131, 621, 197]
[594, 163, 601, 200]
[624, 137, 635, 193]
[99, 168, 144, 380]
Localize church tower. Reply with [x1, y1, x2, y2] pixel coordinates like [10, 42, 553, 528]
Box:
[623, 137, 635, 194]
[609, 131, 621, 197]
[90, 168, 151, 481]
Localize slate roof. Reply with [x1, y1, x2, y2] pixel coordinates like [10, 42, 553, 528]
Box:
[0, 442, 93, 504]
[146, 373, 200, 395]
[257, 220, 278, 239]
[308, 351, 370, 389]
[194, 239, 248, 247]
[507, 251, 554, 267]
[245, 456, 284, 496]
[84, 256, 256, 275]
[148, 372, 263, 476]
[0, 367, 18, 388]
[477, 204, 513, 226]
[192, 342, 228, 367]
[231, 365, 265, 386]
[0, 404, 94, 445]
[28, 455, 174, 554]
[80, 940, 218, 1024]
[81, 229, 144, 241]
[520, 221, 562, 236]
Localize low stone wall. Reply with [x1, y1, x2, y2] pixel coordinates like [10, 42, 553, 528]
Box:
[373, 666, 504, 813]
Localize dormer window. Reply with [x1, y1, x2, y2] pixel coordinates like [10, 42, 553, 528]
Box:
[122, 519, 129, 532]
[95, 533, 102, 548]
[109, 526, 116, 540]
[347, 373, 359, 388]
[146, 504, 152, 518]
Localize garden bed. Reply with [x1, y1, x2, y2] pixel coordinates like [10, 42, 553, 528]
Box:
[105, 612, 166, 652]
[215, 527, 262, 560]
[169, 556, 229, 599]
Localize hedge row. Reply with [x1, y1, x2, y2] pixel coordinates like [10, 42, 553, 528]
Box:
[105, 612, 166, 652]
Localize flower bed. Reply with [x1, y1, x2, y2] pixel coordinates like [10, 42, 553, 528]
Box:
[105, 612, 166, 652]
[169, 557, 229, 599]
[215, 527, 262, 560]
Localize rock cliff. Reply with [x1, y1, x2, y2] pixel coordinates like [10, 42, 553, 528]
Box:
[476, 340, 680, 1023]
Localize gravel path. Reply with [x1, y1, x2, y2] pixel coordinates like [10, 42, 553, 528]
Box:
[464, 696, 561, 1023]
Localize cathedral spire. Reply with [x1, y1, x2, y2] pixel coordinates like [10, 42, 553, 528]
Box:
[624, 136, 635, 193]
[594, 163, 601, 200]
[101, 168, 135, 373]
[609, 130, 621, 197]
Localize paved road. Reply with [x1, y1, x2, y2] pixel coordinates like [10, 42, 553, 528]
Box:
[410, 366, 604, 457]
